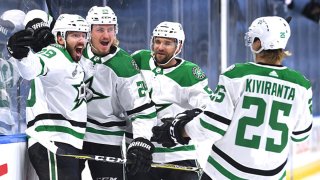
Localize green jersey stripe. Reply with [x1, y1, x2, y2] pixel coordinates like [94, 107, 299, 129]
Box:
[200, 118, 226, 136]
[35, 125, 85, 139]
[211, 144, 287, 176]
[155, 145, 196, 153]
[208, 156, 246, 180]
[130, 111, 157, 122]
[291, 135, 309, 142]
[86, 127, 125, 137]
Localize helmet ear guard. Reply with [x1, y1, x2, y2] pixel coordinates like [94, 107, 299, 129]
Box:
[245, 16, 291, 53]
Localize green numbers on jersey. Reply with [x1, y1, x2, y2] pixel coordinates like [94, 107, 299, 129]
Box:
[235, 96, 291, 153]
[38, 48, 56, 58]
[136, 81, 147, 97]
[204, 85, 226, 103]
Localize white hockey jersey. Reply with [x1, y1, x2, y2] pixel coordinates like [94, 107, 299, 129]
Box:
[80, 45, 156, 146]
[185, 62, 313, 179]
[17, 44, 87, 149]
[132, 50, 213, 163]
[0, 58, 18, 134]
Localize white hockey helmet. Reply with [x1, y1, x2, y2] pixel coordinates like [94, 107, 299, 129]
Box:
[52, 14, 90, 42]
[86, 6, 118, 34]
[23, 9, 54, 29]
[151, 21, 185, 56]
[0, 9, 25, 32]
[245, 16, 291, 53]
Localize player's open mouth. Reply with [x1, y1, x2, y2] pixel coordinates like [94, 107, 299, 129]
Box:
[75, 47, 83, 56]
[100, 41, 109, 46]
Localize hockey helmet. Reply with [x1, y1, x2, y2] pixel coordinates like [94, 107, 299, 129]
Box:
[86, 6, 118, 34]
[151, 21, 185, 56]
[245, 16, 291, 53]
[52, 14, 90, 42]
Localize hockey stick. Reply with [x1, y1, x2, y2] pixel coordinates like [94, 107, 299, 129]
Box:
[25, 128, 201, 172]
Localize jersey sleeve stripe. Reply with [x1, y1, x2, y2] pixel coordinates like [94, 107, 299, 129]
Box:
[292, 124, 312, 135]
[211, 144, 287, 176]
[130, 112, 157, 122]
[27, 113, 86, 128]
[203, 111, 231, 125]
[200, 118, 227, 136]
[37, 57, 46, 76]
[87, 118, 126, 127]
[126, 101, 155, 116]
[291, 135, 309, 142]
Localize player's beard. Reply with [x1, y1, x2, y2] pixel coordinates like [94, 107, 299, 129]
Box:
[154, 51, 174, 65]
[66, 42, 85, 62]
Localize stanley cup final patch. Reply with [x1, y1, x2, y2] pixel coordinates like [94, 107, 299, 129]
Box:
[192, 66, 206, 79]
[131, 60, 140, 72]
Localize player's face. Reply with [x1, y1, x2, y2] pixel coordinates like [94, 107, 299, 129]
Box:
[90, 24, 116, 56]
[65, 31, 87, 62]
[152, 37, 177, 64]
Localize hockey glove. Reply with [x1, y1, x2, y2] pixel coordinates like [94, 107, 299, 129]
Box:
[152, 108, 202, 148]
[126, 137, 155, 175]
[25, 18, 55, 53]
[151, 118, 177, 148]
[7, 29, 33, 59]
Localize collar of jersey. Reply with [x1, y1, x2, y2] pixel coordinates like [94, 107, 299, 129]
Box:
[86, 45, 120, 64]
[250, 62, 287, 70]
[148, 56, 185, 74]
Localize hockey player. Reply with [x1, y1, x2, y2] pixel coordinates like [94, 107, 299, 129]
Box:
[7, 14, 89, 179]
[152, 16, 313, 180]
[0, 9, 25, 134]
[79, 6, 157, 179]
[129, 21, 213, 180]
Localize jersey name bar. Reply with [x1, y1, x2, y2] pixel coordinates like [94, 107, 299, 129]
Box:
[245, 78, 295, 100]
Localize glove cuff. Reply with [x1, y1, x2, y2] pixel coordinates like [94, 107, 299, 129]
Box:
[26, 18, 50, 32]
[170, 118, 191, 145]
[128, 137, 155, 153]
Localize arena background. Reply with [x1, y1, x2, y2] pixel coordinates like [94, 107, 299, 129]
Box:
[0, 0, 319, 179]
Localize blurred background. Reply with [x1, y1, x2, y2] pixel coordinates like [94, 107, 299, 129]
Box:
[0, 0, 319, 179]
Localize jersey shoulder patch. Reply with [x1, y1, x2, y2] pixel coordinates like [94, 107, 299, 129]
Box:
[166, 60, 207, 87]
[106, 49, 140, 77]
[192, 66, 206, 80]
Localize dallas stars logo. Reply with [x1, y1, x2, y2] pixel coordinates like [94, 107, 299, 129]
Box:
[72, 82, 86, 110]
[85, 76, 109, 102]
[192, 66, 206, 79]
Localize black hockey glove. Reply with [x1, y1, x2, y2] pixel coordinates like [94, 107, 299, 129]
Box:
[25, 18, 55, 53]
[7, 29, 33, 59]
[151, 118, 177, 148]
[126, 137, 155, 175]
[152, 108, 202, 148]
